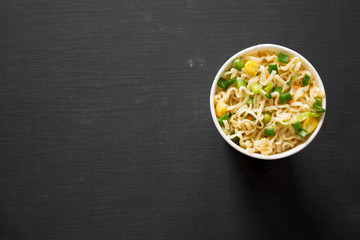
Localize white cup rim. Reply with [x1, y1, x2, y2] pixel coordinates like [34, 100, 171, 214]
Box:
[209, 44, 326, 160]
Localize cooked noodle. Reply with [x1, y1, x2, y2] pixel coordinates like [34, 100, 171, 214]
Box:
[214, 50, 325, 155]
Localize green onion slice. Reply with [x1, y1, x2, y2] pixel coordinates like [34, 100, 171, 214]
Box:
[279, 92, 292, 104]
[217, 77, 236, 90]
[264, 128, 275, 136]
[295, 112, 322, 122]
[218, 113, 228, 126]
[247, 97, 254, 105]
[231, 136, 240, 144]
[236, 78, 246, 88]
[268, 64, 278, 74]
[296, 112, 310, 122]
[313, 103, 326, 113]
[286, 81, 291, 86]
[309, 112, 321, 117]
[250, 83, 261, 94]
[264, 83, 272, 92]
[297, 129, 309, 138]
[218, 112, 232, 126]
[278, 52, 289, 63]
[272, 86, 282, 94]
[291, 74, 298, 79]
[217, 78, 227, 89]
[265, 92, 272, 99]
[302, 74, 310, 86]
[291, 121, 302, 131]
[315, 97, 322, 106]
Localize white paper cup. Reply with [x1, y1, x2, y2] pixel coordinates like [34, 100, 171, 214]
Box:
[210, 44, 326, 160]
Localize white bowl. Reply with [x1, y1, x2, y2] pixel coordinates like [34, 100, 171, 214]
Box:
[209, 44, 326, 160]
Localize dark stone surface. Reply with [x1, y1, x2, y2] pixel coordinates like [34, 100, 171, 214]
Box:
[0, 0, 359, 239]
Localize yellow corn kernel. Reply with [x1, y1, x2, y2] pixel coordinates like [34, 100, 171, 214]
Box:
[302, 117, 319, 134]
[215, 102, 227, 117]
[244, 60, 259, 76]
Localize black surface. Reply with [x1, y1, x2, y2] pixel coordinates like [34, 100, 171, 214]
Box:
[1, 0, 360, 239]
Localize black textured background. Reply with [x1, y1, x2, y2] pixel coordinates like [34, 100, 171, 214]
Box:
[1, 0, 360, 239]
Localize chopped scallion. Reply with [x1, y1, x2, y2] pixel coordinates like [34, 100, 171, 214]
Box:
[250, 83, 261, 94]
[217, 77, 236, 90]
[297, 129, 309, 138]
[309, 112, 321, 117]
[296, 112, 310, 122]
[218, 112, 231, 127]
[264, 128, 275, 136]
[313, 103, 326, 113]
[272, 86, 282, 94]
[236, 78, 246, 88]
[231, 136, 239, 144]
[278, 52, 289, 63]
[286, 81, 291, 86]
[279, 92, 292, 104]
[291, 121, 302, 131]
[302, 74, 310, 86]
[247, 97, 254, 105]
[291, 74, 298, 79]
[315, 97, 322, 106]
[218, 113, 228, 126]
[265, 92, 272, 99]
[217, 78, 227, 89]
[264, 83, 272, 92]
[268, 64, 278, 74]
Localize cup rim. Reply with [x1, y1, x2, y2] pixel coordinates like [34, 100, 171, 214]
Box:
[209, 43, 326, 160]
